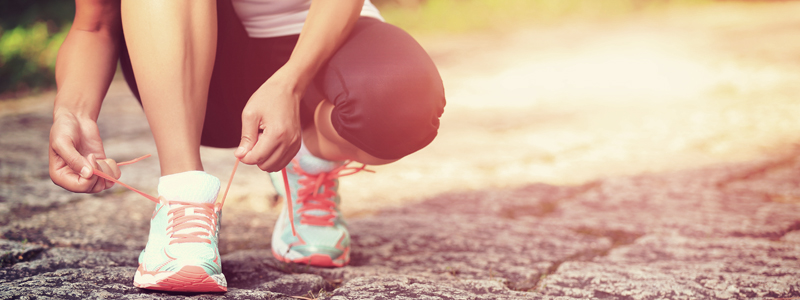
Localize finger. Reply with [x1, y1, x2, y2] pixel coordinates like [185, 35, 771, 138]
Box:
[255, 133, 301, 172]
[251, 127, 302, 171]
[242, 131, 280, 169]
[283, 139, 303, 163]
[88, 154, 108, 193]
[95, 159, 118, 189]
[89, 178, 107, 193]
[257, 143, 286, 172]
[269, 140, 300, 172]
[102, 158, 121, 179]
[52, 136, 94, 179]
[49, 146, 97, 192]
[270, 152, 294, 173]
[96, 158, 121, 179]
[236, 110, 260, 159]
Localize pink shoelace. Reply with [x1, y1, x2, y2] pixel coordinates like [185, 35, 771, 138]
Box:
[291, 161, 372, 227]
[164, 201, 217, 245]
[92, 155, 299, 238]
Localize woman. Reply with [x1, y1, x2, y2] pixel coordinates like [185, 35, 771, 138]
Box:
[49, 0, 444, 292]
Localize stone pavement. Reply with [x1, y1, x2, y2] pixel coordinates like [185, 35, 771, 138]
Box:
[4, 2, 800, 299]
[2, 103, 800, 299]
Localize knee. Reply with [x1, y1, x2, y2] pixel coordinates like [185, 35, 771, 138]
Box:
[322, 20, 447, 160]
[331, 68, 446, 160]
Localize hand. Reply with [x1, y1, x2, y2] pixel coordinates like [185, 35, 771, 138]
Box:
[49, 109, 121, 193]
[235, 70, 303, 172]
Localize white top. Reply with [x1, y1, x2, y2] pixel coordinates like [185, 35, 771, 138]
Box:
[231, 0, 384, 38]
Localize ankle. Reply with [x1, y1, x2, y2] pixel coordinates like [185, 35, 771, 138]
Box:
[158, 171, 220, 203]
[295, 142, 343, 175]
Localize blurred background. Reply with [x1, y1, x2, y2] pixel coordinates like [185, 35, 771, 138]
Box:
[2, 0, 800, 216]
[0, 0, 719, 98]
[0, 0, 73, 97]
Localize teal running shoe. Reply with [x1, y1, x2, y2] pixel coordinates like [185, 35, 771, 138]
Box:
[270, 159, 368, 267]
[133, 198, 227, 292]
[84, 154, 228, 292]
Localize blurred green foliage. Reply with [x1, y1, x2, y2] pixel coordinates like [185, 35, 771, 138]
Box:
[0, 0, 74, 96]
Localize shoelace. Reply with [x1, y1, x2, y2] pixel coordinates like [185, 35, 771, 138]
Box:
[91, 155, 299, 238]
[165, 201, 217, 245]
[292, 160, 372, 227]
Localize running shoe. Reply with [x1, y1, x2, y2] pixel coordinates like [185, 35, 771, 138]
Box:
[133, 197, 227, 292]
[88, 154, 235, 292]
[270, 160, 368, 267]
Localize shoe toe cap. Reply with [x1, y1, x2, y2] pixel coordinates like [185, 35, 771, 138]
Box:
[290, 245, 344, 258]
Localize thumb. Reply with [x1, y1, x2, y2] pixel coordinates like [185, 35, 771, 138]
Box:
[236, 111, 260, 159]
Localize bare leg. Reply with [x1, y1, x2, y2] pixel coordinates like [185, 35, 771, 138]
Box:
[121, 0, 217, 176]
[302, 100, 398, 165]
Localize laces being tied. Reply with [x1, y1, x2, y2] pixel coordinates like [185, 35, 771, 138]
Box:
[91, 155, 372, 239]
[291, 161, 373, 227]
[90, 155, 297, 237]
[90, 154, 244, 207]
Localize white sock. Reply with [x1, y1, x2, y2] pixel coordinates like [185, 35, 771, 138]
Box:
[296, 142, 342, 175]
[157, 171, 220, 204]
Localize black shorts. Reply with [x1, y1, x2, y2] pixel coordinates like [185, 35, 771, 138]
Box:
[120, 1, 445, 160]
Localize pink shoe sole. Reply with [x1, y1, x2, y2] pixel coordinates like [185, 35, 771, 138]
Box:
[133, 265, 227, 292]
[272, 248, 350, 268]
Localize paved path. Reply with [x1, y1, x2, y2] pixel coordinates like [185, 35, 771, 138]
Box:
[3, 2, 800, 299]
[3, 114, 800, 299]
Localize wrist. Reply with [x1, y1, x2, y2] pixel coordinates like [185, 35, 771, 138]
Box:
[53, 104, 95, 123]
[270, 65, 314, 97]
[53, 93, 100, 121]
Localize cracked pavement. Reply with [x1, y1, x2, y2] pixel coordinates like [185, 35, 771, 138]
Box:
[3, 2, 800, 299]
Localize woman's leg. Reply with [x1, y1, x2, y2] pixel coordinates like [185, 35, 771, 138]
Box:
[120, 0, 217, 176]
[121, 1, 227, 292]
[269, 18, 445, 268]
